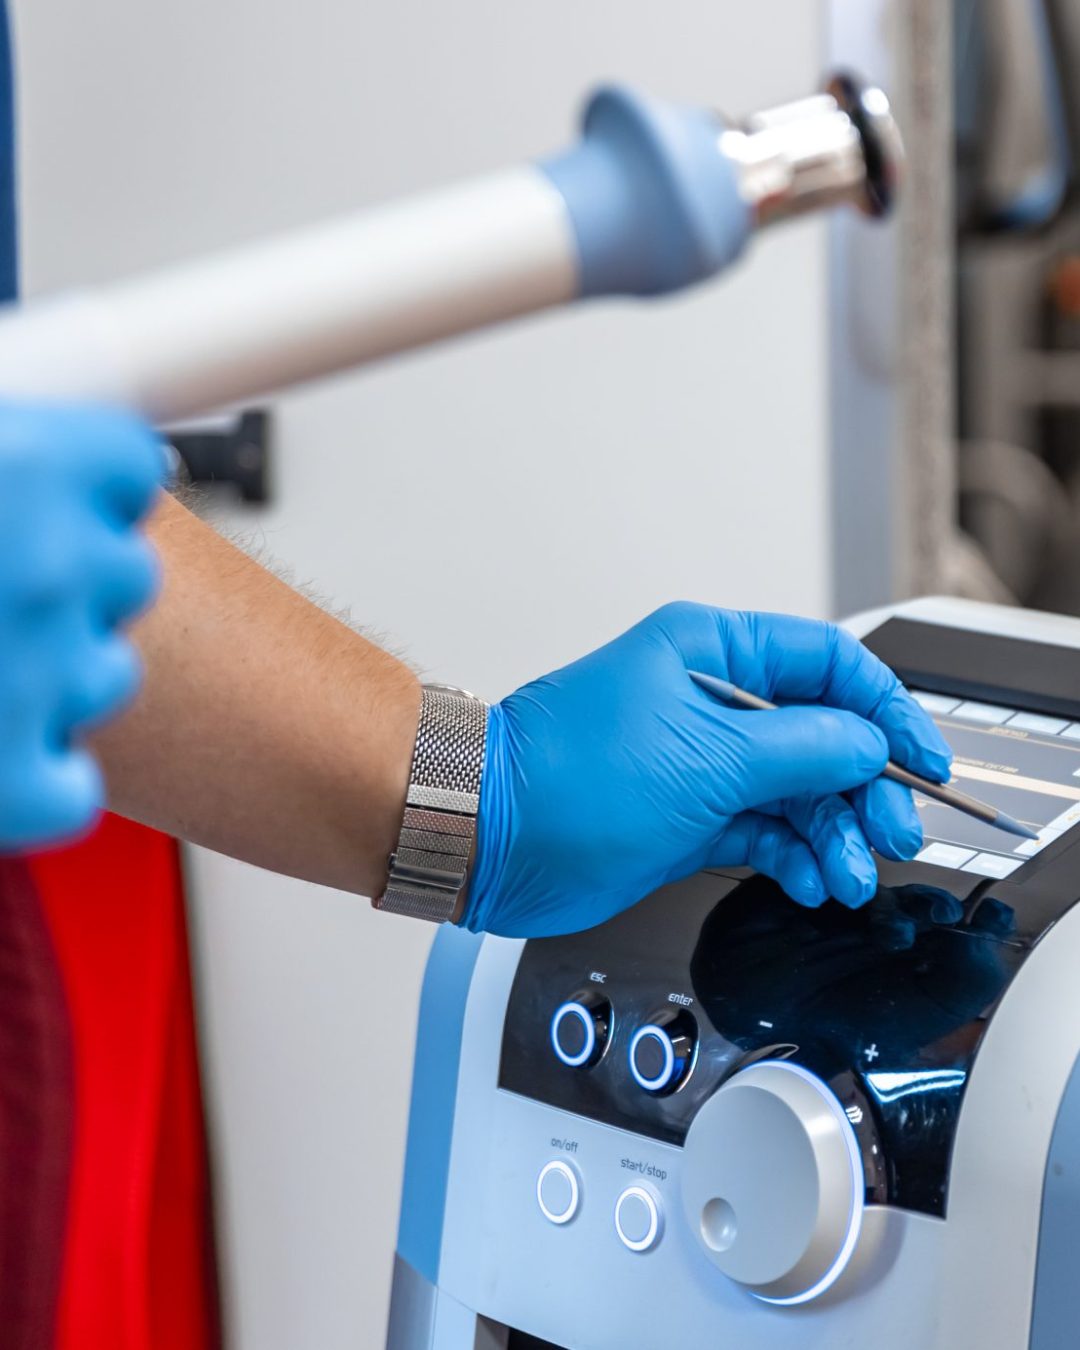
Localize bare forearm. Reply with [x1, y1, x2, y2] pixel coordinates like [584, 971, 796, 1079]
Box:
[93, 493, 421, 897]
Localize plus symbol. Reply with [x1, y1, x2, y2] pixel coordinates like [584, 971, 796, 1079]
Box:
[864, 1043, 880, 1062]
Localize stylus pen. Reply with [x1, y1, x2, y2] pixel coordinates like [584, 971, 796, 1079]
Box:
[688, 670, 1040, 843]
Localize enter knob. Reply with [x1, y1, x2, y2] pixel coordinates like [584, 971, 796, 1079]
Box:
[680, 1061, 864, 1305]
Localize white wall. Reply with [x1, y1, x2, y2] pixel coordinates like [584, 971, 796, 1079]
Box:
[11, 2, 828, 1346]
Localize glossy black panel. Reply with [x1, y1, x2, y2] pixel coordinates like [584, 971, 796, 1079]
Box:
[690, 875, 1023, 1214]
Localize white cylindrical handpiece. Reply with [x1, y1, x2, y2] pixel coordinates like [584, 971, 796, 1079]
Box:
[0, 75, 900, 423]
[0, 167, 579, 422]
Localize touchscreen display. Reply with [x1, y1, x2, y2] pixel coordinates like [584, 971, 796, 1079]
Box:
[909, 689, 1080, 877]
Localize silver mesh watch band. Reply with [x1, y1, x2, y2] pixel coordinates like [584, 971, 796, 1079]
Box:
[375, 683, 489, 923]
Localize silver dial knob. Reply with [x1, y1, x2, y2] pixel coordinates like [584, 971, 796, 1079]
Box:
[680, 1061, 864, 1305]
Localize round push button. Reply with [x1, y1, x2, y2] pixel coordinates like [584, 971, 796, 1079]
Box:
[551, 996, 610, 1069]
[614, 1186, 662, 1252]
[536, 1160, 580, 1226]
[629, 1013, 696, 1093]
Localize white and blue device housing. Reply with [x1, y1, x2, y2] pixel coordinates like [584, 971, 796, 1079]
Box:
[389, 598, 1080, 1350]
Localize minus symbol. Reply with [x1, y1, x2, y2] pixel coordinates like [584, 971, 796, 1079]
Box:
[758, 1020, 774, 1029]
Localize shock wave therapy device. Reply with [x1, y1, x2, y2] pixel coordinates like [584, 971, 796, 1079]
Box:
[389, 598, 1080, 1350]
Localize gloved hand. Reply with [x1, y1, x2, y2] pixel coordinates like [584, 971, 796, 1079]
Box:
[0, 403, 164, 849]
[463, 602, 953, 937]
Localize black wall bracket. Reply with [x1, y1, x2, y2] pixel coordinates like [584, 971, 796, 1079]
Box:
[166, 408, 272, 505]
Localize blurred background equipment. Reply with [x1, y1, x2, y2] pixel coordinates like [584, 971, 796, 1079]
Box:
[951, 0, 1080, 612]
[830, 0, 1080, 616]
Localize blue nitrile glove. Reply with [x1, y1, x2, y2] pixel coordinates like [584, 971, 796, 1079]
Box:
[0, 402, 165, 849]
[463, 602, 953, 938]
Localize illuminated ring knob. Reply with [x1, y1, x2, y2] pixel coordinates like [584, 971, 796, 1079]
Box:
[629, 1014, 696, 1094]
[551, 997, 610, 1069]
[680, 1061, 864, 1305]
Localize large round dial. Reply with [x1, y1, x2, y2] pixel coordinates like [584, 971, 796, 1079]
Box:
[680, 1061, 864, 1305]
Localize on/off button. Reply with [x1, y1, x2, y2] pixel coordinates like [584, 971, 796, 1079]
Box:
[537, 1160, 581, 1226]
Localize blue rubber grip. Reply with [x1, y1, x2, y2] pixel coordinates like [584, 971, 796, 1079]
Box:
[539, 84, 752, 299]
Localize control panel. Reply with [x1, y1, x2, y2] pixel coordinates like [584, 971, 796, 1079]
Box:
[499, 868, 1036, 1218]
[495, 860, 1053, 1309]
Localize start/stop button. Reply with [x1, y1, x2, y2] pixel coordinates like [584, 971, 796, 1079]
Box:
[615, 1185, 663, 1252]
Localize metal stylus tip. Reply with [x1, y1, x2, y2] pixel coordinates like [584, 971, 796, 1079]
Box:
[992, 811, 1039, 843]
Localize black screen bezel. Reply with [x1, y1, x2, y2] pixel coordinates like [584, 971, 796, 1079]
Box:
[863, 617, 1080, 901]
[864, 617, 1080, 718]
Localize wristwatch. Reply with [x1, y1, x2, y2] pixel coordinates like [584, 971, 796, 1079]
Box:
[375, 683, 489, 923]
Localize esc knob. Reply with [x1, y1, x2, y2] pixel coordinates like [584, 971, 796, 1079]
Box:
[680, 1061, 864, 1305]
[550, 994, 611, 1068]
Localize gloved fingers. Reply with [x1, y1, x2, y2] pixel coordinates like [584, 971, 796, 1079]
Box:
[708, 812, 827, 908]
[55, 634, 142, 735]
[715, 702, 888, 808]
[1, 508, 85, 615]
[849, 777, 924, 861]
[0, 747, 103, 851]
[66, 407, 168, 525]
[85, 523, 162, 627]
[656, 604, 953, 783]
[11, 494, 160, 628]
[781, 794, 878, 908]
[865, 688, 953, 784]
[733, 613, 953, 782]
[0, 403, 164, 526]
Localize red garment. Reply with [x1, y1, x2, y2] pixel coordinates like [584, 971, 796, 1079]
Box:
[25, 815, 219, 1350]
[0, 858, 73, 1350]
